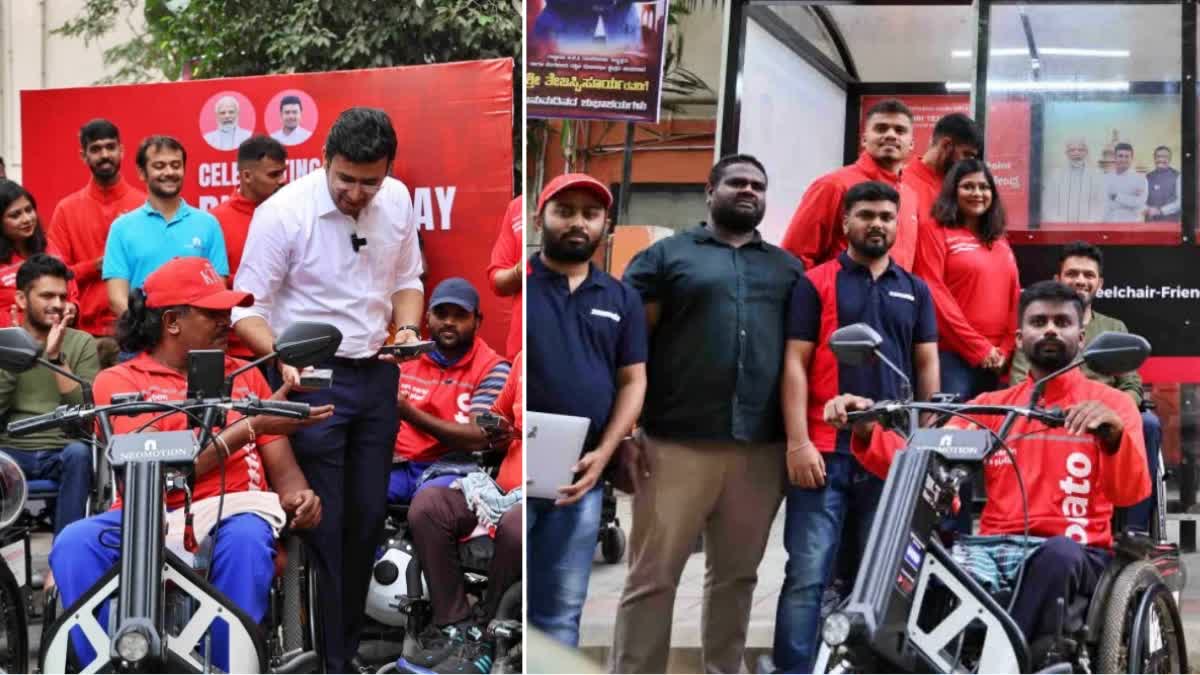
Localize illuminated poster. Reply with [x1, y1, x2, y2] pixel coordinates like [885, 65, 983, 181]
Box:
[527, 0, 670, 122]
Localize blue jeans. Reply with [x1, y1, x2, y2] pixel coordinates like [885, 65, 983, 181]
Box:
[3, 441, 91, 534]
[526, 485, 603, 647]
[49, 510, 275, 671]
[774, 453, 883, 674]
[939, 350, 1000, 402]
[1125, 410, 1163, 531]
[386, 462, 457, 503]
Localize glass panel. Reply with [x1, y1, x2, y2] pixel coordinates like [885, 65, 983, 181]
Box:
[985, 3, 1182, 245]
[823, 5, 974, 83]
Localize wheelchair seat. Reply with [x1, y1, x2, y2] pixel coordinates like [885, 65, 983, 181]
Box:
[28, 479, 59, 496]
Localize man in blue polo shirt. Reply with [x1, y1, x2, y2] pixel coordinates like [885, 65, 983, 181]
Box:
[774, 180, 940, 673]
[103, 135, 228, 318]
[527, 173, 647, 648]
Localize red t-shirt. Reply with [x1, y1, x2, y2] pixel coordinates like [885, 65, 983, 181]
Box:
[492, 351, 523, 493]
[487, 196, 523, 360]
[47, 177, 146, 336]
[95, 352, 284, 511]
[209, 189, 257, 358]
[0, 243, 80, 328]
[900, 158, 943, 222]
[853, 369, 1150, 549]
[780, 152, 920, 270]
[912, 220, 1021, 366]
[394, 338, 508, 463]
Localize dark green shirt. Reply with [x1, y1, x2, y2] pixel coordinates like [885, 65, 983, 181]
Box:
[0, 328, 100, 450]
[623, 224, 805, 442]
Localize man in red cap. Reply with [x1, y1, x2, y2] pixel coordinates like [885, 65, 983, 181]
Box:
[49, 256, 333, 672]
[526, 173, 647, 648]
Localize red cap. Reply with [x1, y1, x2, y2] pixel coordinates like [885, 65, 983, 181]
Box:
[537, 173, 613, 213]
[143, 257, 253, 310]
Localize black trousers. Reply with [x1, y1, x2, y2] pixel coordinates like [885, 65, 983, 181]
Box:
[1011, 536, 1111, 642]
[277, 357, 400, 672]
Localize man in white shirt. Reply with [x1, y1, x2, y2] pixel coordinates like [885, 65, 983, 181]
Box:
[204, 96, 253, 151]
[232, 107, 424, 673]
[1104, 142, 1147, 223]
[1041, 137, 1107, 223]
[271, 95, 314, 146]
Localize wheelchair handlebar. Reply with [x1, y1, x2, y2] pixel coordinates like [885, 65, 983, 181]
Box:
[843, 401, 1066, 430]
[6, 396, 313, 437]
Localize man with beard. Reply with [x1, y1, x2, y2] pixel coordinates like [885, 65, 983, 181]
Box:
[527, 173, 647, 648]
[781, 99, 922, 270]
[830, 280, 1150, 661]
[1144, 146, 1181, 222]
[210, 136, 287, 359]
[387, 277, 511, 504]
[772, 180, 939, 673]
[901, 113, 983, 220]
[103, 135, 228, 321]
[0, 254, 98, 535]
[49, 119, 146, 338]
[1012, 241, 1162, 531]
[204, 95, 253, 151]
[611, 155, 802, 673]
[1043, 137, 1107, 223]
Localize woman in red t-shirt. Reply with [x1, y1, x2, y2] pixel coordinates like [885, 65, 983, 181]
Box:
[914, 159, 1022, 400]
[0, 181, 77, 326]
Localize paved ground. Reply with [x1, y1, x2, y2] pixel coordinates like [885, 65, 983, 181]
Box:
[576, 493, 1200, 673]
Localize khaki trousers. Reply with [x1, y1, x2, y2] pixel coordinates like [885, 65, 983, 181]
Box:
[612, 434, 785, 673]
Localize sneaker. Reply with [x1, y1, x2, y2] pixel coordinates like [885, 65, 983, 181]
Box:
[399, 622, 468, 672]
[436, 626, 495, 674]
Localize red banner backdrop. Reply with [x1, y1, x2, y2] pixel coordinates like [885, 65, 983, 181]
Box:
[20, 59, 514, 351]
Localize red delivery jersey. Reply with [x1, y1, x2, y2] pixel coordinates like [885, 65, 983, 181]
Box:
[394, 337, 508, 463]
[210, 189, 258, 358]
[900, 158, 943, 223]
[47, 177, 146, 336]
[912, 219, 1021, 366]
[853, 369, 1150, 549]
[487, 196, 524, 360]
[492, 351, 523, 493]
[781, 152, 920, 270]
[95, 352, 284, 511]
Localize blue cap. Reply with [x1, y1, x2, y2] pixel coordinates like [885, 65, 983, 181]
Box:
[429, 277, 479, 313]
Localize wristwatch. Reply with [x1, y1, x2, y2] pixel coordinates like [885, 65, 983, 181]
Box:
[396, 324, 421, 339]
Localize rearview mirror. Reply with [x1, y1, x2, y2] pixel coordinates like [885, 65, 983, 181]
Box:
[0, 328, 41, 374]
[828, 323, 884, 367]
[1083, 332, 1151, 377]
[275, 323, 343, 368]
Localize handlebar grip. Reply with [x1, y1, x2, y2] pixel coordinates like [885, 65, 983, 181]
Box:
[7, 407, 75, 436]
[243, 400, 311, 419]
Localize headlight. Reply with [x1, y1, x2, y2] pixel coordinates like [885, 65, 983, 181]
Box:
[822, 611, 852, 647]
[116, 630, 150, 662]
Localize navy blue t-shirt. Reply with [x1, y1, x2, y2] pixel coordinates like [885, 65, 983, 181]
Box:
[527, 255, 648, 452]
[788, 252, 938, 453]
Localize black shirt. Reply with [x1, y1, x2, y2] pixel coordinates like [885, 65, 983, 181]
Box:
[623, 224, 805, 443]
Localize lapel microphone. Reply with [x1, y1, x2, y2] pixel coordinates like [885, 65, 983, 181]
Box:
[350, 233, 368, 253]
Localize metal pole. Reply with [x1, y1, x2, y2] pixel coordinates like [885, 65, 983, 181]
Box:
[618, 122, 635, 224]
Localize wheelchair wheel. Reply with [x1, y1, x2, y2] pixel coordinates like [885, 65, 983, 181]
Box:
[600, 525, 626, 564]
[1098, 560, 1187, 673]
[0, 558, 28, 674]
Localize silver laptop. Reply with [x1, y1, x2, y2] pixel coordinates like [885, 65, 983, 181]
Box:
[526, 411, 590, 500]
